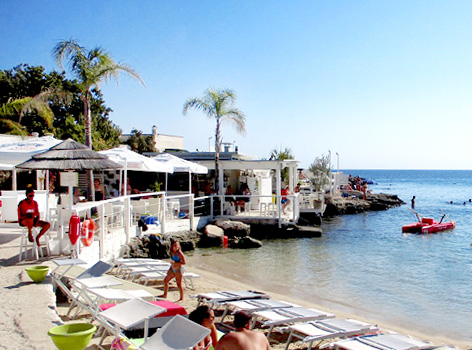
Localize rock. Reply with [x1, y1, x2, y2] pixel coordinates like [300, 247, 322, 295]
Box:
[204, 224, 224, 238]
[123, 231, 198, 259]
[214, 219, 250, 238]
[324, 193, 404, 217]
[229, 236, 263, 249]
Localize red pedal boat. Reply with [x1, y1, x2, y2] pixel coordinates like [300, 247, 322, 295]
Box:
[402, 209, 456, 234]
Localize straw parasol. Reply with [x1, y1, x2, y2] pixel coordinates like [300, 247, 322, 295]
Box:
[15, 139, 123, 170]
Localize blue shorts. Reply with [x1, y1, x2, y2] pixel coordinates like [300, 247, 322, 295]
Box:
[281, 198, 288, 204]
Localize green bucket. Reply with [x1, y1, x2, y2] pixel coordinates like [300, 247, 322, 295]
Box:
[25, 265, 49, 283]
[48, 323, 96, 350]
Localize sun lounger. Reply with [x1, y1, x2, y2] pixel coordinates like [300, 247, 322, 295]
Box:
[285, 318, 380, 350]
[139, 315, 210, 350]
[326, 333, 432, 350]
[220, 299, 299, 324]
[137, 271, 201, 289]
[252, 306, 335, 339]
[197, 290, 271, 308]
[96, 298, 166, 349]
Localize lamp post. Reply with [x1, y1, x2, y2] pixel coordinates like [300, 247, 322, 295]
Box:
[336, 152, 339, 173]
[208, 137, 212, 152]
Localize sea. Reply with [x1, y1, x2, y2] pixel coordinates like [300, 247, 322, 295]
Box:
[188, 170, 472, 343]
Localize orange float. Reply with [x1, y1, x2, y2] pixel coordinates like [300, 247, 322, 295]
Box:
[81, 219, 96, 247]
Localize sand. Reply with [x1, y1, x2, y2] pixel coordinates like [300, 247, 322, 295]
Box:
[0, 226, 469, 349]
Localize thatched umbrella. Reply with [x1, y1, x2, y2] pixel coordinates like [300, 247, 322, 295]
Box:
[15, 138, 122, 171]
[16, 139, 123, 204]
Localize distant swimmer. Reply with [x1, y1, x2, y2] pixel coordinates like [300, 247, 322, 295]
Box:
[411, 196, 415, 209]
[450, 201, 453, 204]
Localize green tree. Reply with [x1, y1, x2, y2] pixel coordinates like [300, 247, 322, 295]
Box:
[52, 39, 144, 149]
[183, 87, 246, 193]
[0, 64, 122, 147]
[270, 147, 294, 183]
[308, 153, 332, 191]
[0, 93, 55, 136]
[125, 129, 156, 154]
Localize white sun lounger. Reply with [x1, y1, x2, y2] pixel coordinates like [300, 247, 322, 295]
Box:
[285, 318, 379, 350]
[220, 299, 299, 324]
[326, 333, 432, 350]
[197, 290, 271, 308]
[252, 306, 335, 339]
[139, 314, 210, 350]
[136, 271, 201, 290]
[96, 298, 166, 349]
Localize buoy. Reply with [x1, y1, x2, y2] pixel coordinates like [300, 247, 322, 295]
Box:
[68, 213, 81, 245]
[223, 235, 228, 248]
[81, 219, 96, 247]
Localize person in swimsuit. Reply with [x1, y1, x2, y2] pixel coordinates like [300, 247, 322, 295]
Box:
[17, 186, 50, 246]
[162, 239, 186, 301]
[189, 305, 218, 350]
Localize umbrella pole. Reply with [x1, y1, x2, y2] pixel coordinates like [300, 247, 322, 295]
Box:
[13, 168, 17, 190]
[189, 171, 191, 194]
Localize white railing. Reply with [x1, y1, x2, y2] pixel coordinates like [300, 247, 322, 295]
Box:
[198, 194, 300, 227]
[56, 192, 196, 259]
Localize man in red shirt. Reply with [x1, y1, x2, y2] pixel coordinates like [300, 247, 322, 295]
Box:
[17, 187, 50, 246]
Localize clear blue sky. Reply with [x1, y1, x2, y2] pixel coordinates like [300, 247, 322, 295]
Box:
[2, 1, 472, 169]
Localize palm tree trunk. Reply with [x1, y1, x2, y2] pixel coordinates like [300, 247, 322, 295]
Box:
[83, 97, 92, 149]
[214, 120, 221, 194]
[82, 95, 94, 199]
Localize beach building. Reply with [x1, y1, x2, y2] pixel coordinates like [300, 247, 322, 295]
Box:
[120, 125, 184, 153]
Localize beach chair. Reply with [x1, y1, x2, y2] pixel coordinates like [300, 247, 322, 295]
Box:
[252, 306, 335, 339]
[196, 290, 270, 308]
[326, 333, 432, 350]
[137, 270, 200, 289]
[139, 314, 210, 350]
[96, 298, 166, 349]
[285, 318, 380, 350]
[220, 299, 299, 324]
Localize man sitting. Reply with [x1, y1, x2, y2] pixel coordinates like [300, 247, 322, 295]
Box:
[215, 310, 270, 350]
[17, 186, 50, 246]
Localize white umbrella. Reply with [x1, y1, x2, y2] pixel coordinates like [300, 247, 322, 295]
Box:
[0, 136, 62, 166]
[99, 148, 174, 195]
[100, 148, 174, 173]
[0, 136, 62, 189]
[151, 153, 207, 174]
[151, 153, 208, 193]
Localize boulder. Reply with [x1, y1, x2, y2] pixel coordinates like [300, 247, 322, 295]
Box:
[123, 231, 197, 259]
[214, 219, 250, 238]
[229, 236, 263, 249]
[198, 224, 225, 248]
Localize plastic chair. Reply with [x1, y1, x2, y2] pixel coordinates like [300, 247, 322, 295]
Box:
[19, 226, 51, 262]
[140, 314, 210, 350]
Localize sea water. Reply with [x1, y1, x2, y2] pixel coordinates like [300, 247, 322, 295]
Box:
[189, 170, 472, 342]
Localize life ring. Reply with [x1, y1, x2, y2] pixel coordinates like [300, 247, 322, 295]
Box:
[81, 219, 96, 247]
[68, 214, 81, 245]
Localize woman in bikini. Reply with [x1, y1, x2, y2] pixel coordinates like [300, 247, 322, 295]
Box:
[189, 305, 219, 350]
[162, 239, 186, 301]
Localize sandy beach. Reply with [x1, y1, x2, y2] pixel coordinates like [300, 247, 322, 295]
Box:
[0, 226, 469, 350]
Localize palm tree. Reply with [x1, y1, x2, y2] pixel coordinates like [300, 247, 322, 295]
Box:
[52, 39, 144, 149]
[0, 92, 56, 135]
[183, 87, 246, 193]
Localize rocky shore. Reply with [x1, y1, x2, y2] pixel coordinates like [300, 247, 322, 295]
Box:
[324, 192, 404, 216]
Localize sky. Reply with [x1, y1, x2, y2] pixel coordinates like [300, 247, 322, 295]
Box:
[1, 0, 472, 169]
